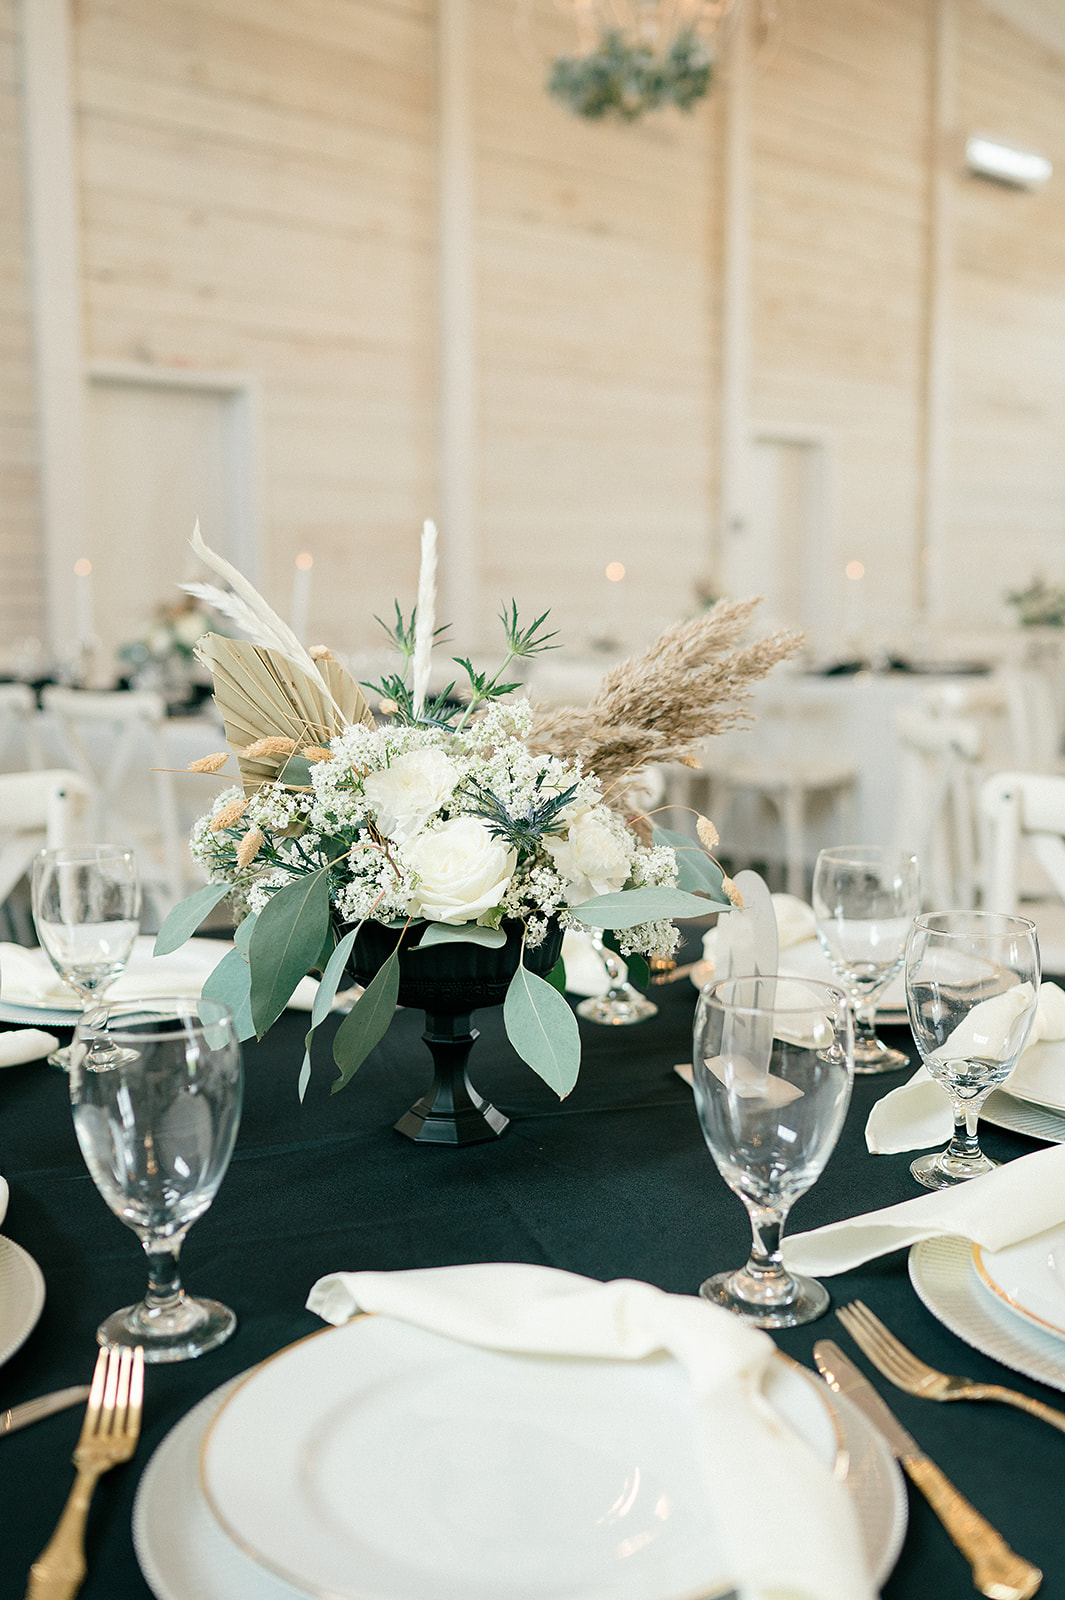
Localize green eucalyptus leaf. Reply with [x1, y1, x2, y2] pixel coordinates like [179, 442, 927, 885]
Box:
[413, 922, 508, 951]
[201, 946, 255, 1042]
[298, 1040, 313, 1103]
[311, 927, 359, 1028]
[503, 963, 580, 1098]
[568, 886, 717, 928]
[233, 913, 257, 954]
[248, 867, 331, 1038]
[153, 881, 232, 955]
[331, 947, 400, 1092]
[277, 754, 313, 789]
[651, 826, 729, 900]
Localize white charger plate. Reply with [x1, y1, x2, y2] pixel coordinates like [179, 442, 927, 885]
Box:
[1002, 1040, 1065, 1116]
[0, 1235, 46, 1367]
[972, 1227, 1065, 1340]
[981, 1089, 1065, 1144]
[910, 1234, 1065, 1392]
[778, 940, 908, 1024]
[134, 1351, 905, 1600]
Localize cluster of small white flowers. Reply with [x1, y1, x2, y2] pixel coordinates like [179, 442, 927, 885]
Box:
[500, 860, 568, 925]
[245, 867, 297, 916]
[332, 844, 413, 924]
[246, 781, 307, 834]
[615, 918, 680, 960]
[461, 698, 533, 750]
[190, 790, 247, 884]
[630, 843, 679, 890]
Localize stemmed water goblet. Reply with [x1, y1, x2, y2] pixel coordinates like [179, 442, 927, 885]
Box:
[31, 845, 141, 1070]
[69, 996, 243, 1362]
[905, 911, 1039, 1190]
[812, 846, 920, 1074]
[576, 930, 658, 1025]
[692, 975, 854, 1328]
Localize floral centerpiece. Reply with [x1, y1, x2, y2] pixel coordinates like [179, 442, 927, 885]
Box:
[157, 525, 800, 1115]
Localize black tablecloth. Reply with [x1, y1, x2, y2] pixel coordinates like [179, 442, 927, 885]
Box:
[0, 973, 1060, 1598]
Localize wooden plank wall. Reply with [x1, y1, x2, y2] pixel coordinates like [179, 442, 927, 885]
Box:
[1, 0, 1063, 661]
[0, 0, 44, 648]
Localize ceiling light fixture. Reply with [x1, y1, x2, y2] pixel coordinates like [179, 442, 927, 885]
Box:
[965, 135, 1052, 190]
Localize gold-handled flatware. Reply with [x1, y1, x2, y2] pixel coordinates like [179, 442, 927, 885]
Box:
[814, 1338, 1041, 1599]
[838, 1300, 1065, 1435]
[25, 1346, 144, 1600]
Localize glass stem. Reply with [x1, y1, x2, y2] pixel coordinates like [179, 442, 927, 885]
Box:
[142, 1239, 187, 1311]
[745, 1204, 789, 1288]
[853, 1000, 879, 1050]
[946, 1100, 984, 1162]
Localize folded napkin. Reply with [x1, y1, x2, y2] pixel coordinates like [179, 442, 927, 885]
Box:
[307, 1262, 870, 1600]
[560, 929, 627, 997]
[0, 1173, 7, 1228]
[866, 980, 1065, 1153]
[0, 938, 358, 1016]
[0, 1029, 59, 1068]
[784, 1141, 1065, 1275]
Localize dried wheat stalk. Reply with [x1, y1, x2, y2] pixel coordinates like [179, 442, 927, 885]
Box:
[527, 598, 802, 815]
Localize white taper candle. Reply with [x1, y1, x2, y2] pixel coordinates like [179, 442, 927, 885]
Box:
[411, 519, 438, 718]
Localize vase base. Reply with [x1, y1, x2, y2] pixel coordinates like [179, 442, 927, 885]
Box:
[394, 1097, 509, 1145]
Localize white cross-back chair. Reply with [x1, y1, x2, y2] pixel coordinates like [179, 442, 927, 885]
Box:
[893, 705, 984, 909]
[40, 687, 189, 923]
[0, 769, 91, 937]
[980, 771, 1065, 975]
[0, 683, 44, 771]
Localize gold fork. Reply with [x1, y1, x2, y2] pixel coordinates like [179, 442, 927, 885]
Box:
[25, 1345, 144, 1600]
[838, 1301, 1065, 1434]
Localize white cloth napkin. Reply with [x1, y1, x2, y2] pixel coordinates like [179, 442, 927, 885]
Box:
[702, 891, 816, 964]
[0, 937, 356, 1016]
[0, 1029, 59, 1068]
[0, 1174, 7, 1228]
[784, 1142, 1065, 1275]
[560, 929, 626, 996]
[306, 1262, 871, 1600]
[865, 980, 1065, 1153]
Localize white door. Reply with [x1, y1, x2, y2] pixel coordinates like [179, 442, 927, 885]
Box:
[724, 435, 829, 643]
[83, 377, 257, 675]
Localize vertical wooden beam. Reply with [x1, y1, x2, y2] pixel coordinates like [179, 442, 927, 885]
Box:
[918, 0, 957, 619]
[19, 0, 87, 651]
[716, 5, 752, 582]
[437, 0, 479, 645]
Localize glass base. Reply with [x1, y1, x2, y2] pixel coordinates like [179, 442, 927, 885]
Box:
[98, 1294, 237, 1364]
[577, 988, 658, 1026]
[910, 1146, 999, 1189]
[698, 1267, 830, 1329]
[852, 1036, 910, 1075]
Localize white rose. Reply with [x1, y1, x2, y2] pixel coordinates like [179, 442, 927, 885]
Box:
[545, 807, 632, 904]
[361, 747, 459, 846]
[404, 817, 516, 925]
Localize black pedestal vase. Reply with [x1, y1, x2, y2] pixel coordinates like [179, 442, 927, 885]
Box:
[348, 919, 564, 1146]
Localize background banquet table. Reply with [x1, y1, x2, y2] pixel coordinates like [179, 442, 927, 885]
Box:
[1, 966, 1063, 1598]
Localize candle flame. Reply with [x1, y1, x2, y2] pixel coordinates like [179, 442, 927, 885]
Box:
[74, 558, 92, 577]
[845, 561, 865, 581]
[295, 552, 314, 571]
[605, 562, 626, 582]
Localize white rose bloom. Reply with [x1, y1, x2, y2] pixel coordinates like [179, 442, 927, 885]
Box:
[361, 747, 459, 846]
[404, 817, 516, 925]
[545, 808, 632, 904]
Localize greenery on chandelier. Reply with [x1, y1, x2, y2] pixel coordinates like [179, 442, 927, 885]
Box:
[548, 28, 713, 122]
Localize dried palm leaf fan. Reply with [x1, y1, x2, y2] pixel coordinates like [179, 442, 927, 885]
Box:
[182, 522, 373, 793]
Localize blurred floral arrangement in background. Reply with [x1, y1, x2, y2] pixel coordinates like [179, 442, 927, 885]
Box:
[1006, 576, 1065, 629]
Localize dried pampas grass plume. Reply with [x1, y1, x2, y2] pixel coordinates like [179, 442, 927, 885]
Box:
[236, 826, 265, 868]
[188, 752, 230, 773]
[528, 598, 802, 814]
[211, 796, 248, 832]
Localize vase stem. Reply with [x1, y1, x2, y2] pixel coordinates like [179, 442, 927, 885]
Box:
[394, 1011, 509, 1145]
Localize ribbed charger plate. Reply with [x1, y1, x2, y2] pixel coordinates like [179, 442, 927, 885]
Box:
[0, 1235, 46, 1367]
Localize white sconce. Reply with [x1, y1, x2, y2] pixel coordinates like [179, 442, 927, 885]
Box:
[965, 134, 1052, 190]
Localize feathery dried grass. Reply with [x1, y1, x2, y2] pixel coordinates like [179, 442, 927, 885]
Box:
[528, 598, 802, 814]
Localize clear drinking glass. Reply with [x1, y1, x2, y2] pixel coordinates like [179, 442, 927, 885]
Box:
[31, 845, 141, 1070]
[692, 975, 854, 1328]
[905, 911, 1039, 1190]
[69, 997, 243, 1362]
[576, 930, 658, 1025]
[812, 846, 920, 1074]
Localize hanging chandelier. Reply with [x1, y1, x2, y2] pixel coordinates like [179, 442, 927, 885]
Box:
[548, 0, 737, 122]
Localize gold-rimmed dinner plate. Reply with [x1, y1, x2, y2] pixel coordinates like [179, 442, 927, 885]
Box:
[133, 1337, 904, 1600]
[972, 1226, 1065, 1341]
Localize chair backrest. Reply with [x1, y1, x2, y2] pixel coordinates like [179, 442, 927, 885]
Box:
[0, 769, 91, 908]
[40, 687, 187, 916]
[980, 771, 1065, 914]
[1000, 668, 1062, 772]
[893, 705, 984, 908]
[0, 682, 43, 770]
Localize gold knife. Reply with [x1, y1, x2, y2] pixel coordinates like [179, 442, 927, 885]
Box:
[814, 1340, 1041, 1600]
[1, 1386, 91, 1438]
